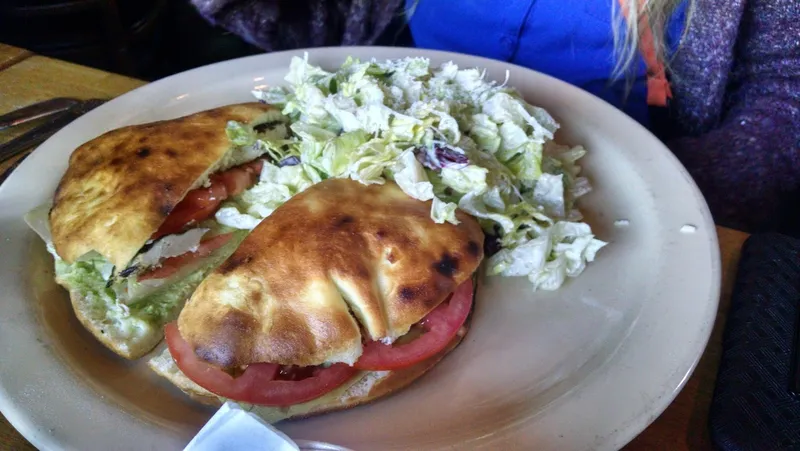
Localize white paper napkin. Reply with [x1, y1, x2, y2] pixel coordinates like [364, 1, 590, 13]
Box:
[184, 401, 299, 451]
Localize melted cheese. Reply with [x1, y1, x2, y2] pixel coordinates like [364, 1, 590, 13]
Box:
[137, 228, 209, 267]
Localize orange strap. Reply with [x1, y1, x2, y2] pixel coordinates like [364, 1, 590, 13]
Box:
[617, 0, 672, 106]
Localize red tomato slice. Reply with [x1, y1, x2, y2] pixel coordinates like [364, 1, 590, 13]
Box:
[354, 279, 474, 371]
[138, 233, 234, 281]
[214, 159, 263, 197]
[152, 183, 227, 240]
[165, 322, 280, 398]
[151, 160, 264, 240]
[165, 322, 359, 406]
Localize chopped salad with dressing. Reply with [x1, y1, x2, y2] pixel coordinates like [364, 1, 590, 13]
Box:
[217, 54, 606, 291]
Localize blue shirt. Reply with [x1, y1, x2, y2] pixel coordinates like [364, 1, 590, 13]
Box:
[406, 0, 686, 127]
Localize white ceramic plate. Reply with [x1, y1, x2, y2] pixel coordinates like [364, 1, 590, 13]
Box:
[0, 47, 720, 451]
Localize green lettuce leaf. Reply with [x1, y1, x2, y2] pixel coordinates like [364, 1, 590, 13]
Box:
[225, 121, 255, 146]
[393, 150, 435, 201]
[469, 114, 501, 153]
[441, 165, 488, 195]
[431, 197, 459, 225]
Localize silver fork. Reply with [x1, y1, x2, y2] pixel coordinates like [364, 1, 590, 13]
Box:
[0, 98, 106, 183]
[0, 97, 80, 131]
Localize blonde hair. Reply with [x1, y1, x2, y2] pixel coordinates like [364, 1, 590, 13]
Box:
[611, 0, 695, 83]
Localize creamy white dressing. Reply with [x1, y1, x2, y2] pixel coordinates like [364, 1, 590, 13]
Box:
[215, 207, 263, 230]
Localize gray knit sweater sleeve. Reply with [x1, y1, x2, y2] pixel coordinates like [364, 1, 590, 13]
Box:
[667, 0, 800, 232]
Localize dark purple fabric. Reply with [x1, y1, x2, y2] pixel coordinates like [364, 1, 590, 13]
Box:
[189, 0, 403, 51]
[191, 0, 800, 233]
[668, 0, 800, 232]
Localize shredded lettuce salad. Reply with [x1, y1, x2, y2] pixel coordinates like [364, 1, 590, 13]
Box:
[216, 54, 606, 291]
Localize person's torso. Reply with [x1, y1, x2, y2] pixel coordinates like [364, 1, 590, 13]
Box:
[406, 0, 686, 127]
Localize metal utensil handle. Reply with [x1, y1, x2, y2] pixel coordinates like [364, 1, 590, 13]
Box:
[0, 97, 79, 130]
[0, 110, 79, 163]
[0, 99, 105, 164]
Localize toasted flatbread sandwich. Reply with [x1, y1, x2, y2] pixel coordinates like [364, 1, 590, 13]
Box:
[149, 178, 484, 422]
[24, 103, 290, 359]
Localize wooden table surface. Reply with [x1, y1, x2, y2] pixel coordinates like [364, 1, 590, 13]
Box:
[0, 43, 750, 450]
